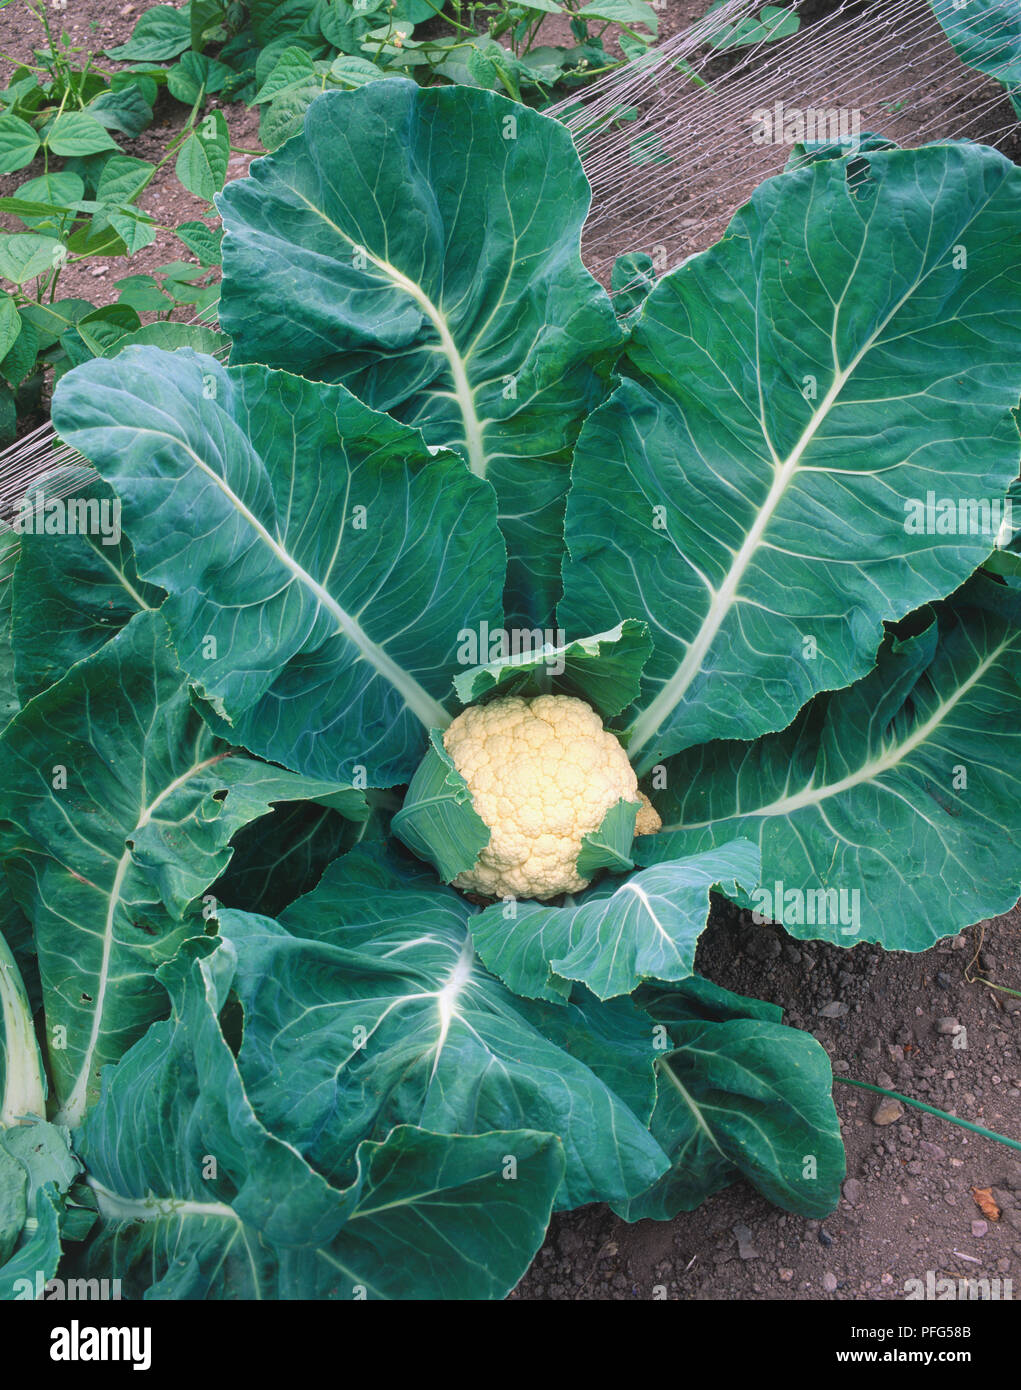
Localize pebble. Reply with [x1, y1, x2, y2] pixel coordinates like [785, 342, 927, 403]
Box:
[733, 1223, 759, 1260]
[972, 1220, 988, 1237]
[872, 1097, 905, 1126]
[842, 1178, 863, 1206]
[937, 1017, 961, 1034]
[822, 1271, 838, 1292]
[818, 1001, 848, 1018]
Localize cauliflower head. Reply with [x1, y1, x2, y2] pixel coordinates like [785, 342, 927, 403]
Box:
[442, 693, 660, 901]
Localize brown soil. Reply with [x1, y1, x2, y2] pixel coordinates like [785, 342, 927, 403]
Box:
[514, 902, 1021, 1301]
[2, 0, 1019, 1305]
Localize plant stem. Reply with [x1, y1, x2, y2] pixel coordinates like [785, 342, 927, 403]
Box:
[834, 1076, 1021, 1153]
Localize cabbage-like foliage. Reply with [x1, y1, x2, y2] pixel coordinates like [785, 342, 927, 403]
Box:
[1, 82, 1019, 1300]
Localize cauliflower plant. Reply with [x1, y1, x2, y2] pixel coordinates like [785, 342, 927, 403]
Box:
[442, 693, 660, 900]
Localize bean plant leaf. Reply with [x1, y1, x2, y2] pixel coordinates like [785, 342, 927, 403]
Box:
[252, 844, 670, 1209]
[52, 348, 505, 786]
[0, 115, 40, 175]
[80, 942, 565, 1300]
[44, 114, 120, 157]
[87, 87, 154, 138]
[175, 219, 222, 266]
[0, 610, 366, 1125]
[577, 0, 658, 32]
[0, 235, 63, 285]
[217, 82, 622, 625]
[175, 111, 230, 202]
[638, 577, 1021, 949]
[706, 2, 799, 49]
[0, 298, 20, 363]
[0, 314, 36, 388]
[166, 51, 234, 106]
[106, 5, 193, 60]
[561, 143, 1021, 773]
[470, 839, 761, 1001]
[95, 154, 154, 207]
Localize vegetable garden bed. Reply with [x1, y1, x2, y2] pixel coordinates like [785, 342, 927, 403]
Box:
[0, 0, 1020, 1309]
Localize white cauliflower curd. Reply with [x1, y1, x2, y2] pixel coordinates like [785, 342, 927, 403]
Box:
[442, 693, 660, 900]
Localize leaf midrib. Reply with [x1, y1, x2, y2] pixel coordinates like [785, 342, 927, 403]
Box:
[282, 182, 490, 479]
[129, 426, 450, 733]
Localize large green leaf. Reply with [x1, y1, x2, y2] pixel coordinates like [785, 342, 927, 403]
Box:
[52, 348, 504, 786]
[10, 468, 164, 702]
[232, 843, 669, 1209]
[80, 942, 565, 1299]
[638, 577, 1021, 949]
[217, 82, 622, 624]
[618, 983, 844, 1220]
[0, 610, 366, 1125]
[561, 143, 1021, 773]
[930, 0, 1021, 113]
[470, 839, 761, 1001]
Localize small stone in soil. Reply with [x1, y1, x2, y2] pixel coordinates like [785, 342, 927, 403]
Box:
[937, 1016, 961, 1034]
[732, 1223, 759, 1260]
[872, 1097, 905, 1126]
[818, 1001, 849, 1018]
[822, 1272, 838, 1292]
[972, 1220, 988, 1237]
